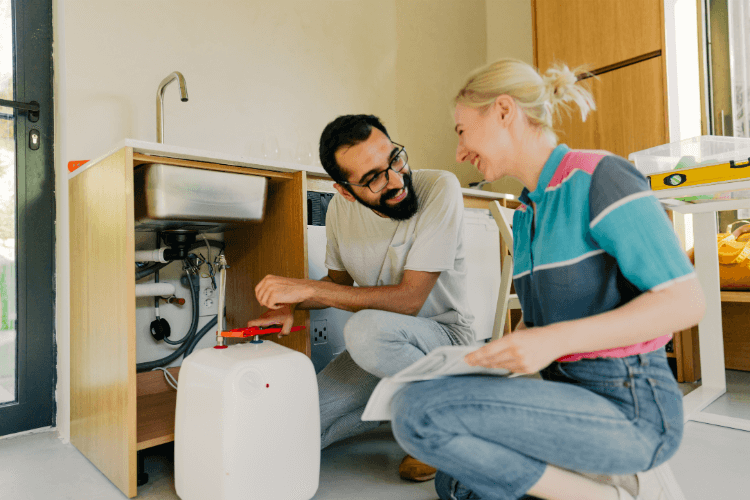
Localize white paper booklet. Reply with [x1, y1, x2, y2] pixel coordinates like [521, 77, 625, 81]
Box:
[361, 345, 512, 421]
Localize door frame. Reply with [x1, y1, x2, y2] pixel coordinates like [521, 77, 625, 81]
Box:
[0, 0, 55, 437]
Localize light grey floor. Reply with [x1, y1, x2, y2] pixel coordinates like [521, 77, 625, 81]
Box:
[2, 371, 750, 500]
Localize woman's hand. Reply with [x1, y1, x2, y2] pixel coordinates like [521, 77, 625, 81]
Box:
[464, 327, 566, 374]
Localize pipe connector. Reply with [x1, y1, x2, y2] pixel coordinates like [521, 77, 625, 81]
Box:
[215, 254, 228, 349]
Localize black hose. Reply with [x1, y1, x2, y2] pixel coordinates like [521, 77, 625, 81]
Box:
[162, 270, 199, 345]
[136, 315, 217, 372]
[184, 312, 221, 358]
[136, 262, 169, 280]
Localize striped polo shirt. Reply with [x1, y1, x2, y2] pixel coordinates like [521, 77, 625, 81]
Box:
[513, 144, 696, 362]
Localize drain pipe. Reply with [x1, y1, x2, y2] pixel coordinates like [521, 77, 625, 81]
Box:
[135, 248, 169, 263]
[135, 282, 176, 297]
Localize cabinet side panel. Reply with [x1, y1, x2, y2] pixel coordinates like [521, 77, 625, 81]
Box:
[225, 172, 310, 356]
[69, 147, 137, 497]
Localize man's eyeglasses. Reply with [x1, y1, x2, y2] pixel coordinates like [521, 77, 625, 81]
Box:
[340, 143, 409, 194]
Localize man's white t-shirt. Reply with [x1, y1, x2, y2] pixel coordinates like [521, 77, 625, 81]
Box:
[324, 169, 475, 346]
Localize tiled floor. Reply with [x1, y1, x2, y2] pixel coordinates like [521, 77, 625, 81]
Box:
[2, 371, 750, 500]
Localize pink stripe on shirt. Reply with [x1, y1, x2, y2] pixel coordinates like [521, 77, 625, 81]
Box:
[547, 151, 607, 190]
[556, 334, 672, 362]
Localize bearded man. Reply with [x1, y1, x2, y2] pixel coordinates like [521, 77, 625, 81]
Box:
[247, 114, 475, 482]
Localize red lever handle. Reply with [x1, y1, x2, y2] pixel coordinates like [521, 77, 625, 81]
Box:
[220, 325, 306, 338]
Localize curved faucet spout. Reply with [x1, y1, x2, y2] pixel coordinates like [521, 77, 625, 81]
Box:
[156, 71, 188, 143]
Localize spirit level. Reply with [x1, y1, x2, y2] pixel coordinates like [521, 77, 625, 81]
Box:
[649, 158, 750, 191]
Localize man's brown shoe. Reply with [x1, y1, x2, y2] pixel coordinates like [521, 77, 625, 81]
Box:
[399, 454, 437, 482]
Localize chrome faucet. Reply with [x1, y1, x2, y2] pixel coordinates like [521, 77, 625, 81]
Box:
[156, 71, 188, 143]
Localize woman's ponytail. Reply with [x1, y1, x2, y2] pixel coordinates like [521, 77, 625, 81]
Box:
[455, 59, 596, 143]
[542, 64, 596, 123]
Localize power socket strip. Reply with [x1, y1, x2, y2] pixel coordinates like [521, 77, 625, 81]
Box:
[198, 276, 219, 317]
[312, 319, 328, 345]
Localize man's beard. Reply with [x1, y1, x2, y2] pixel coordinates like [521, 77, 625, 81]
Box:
[351, 172, 419, 221]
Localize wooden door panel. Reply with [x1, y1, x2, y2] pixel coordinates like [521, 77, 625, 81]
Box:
[534, 0, 662, 71]
[554, 56, 667, 159]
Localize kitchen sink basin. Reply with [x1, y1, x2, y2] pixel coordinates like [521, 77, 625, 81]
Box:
[134, 163, 267, 232]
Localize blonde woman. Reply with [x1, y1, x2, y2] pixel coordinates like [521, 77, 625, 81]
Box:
[390, 59, 705, 500]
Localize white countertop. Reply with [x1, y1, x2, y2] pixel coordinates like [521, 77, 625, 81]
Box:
[67, 138, 514, 201]
[67, 139, 329, 180]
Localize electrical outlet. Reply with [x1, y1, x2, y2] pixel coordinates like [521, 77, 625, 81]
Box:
[312, 319, 328, 345]
[198, 276, 219, 317]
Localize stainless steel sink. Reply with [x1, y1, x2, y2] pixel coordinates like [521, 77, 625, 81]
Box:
[134, 163, 267, 232]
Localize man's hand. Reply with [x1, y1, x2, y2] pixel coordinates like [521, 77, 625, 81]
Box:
[246, 305, 296, 338]
[464, 327, 565, 374]
[255, 275, 316, 310]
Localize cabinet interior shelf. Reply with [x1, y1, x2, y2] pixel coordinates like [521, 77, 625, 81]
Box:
[136, 367, 180, 450]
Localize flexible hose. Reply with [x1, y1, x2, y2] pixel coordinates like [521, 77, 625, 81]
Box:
[184, 311, 222, 358]
[136, 315, 217, 372]
[136, 262, 169, 280]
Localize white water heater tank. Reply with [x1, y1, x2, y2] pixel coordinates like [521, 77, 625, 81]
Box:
[174, 340, 320, 500]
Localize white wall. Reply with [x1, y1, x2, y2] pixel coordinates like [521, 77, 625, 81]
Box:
[483, 0, 533, 196]
[52, 0, 69, 444]
[394, 0, 488, 181]
[486, 0, 533, 65]
[53, 0, 489, 442]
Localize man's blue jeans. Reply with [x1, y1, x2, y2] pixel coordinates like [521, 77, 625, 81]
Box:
[391, 348, 683, 500]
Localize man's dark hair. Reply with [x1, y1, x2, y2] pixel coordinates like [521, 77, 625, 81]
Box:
[318, 114, 390, 184]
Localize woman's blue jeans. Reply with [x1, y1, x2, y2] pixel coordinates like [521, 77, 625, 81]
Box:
[391, 348, 683, 500]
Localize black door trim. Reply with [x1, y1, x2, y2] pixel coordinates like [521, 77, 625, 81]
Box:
[0, 0, 56, 437]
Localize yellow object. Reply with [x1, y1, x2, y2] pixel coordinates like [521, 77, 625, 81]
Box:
[708, 232, 750, 289]
[649, 158, 750, 191]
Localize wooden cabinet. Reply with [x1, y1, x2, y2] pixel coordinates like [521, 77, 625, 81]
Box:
[675, 294, 750, 383]
[554, 57, 667, 159]
[719, 301, 750, 371]
[532, 0, 669, 159]
[69, 148, 310, 498]
[534, 0, 663, 71]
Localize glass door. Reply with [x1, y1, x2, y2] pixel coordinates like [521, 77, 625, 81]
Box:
[0, 0, 54, 436]
[0, 0, 17, 406]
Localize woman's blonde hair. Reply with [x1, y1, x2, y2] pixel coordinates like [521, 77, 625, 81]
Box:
[454, 58, 596, 143]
